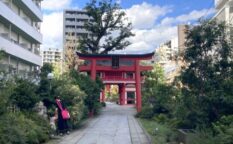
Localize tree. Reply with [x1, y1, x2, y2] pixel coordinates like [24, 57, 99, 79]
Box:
[70, 70, 103, 115]
[64, 33, 80, 70]
[37, 63, 53, 105]
[40, 63, 53, 78]
[78, 0, 134, 54]
[142, 64, 177, 116]
[11, 79, 39, 110]
[52, 62, 63, 78]
[178, 19, 233, 128]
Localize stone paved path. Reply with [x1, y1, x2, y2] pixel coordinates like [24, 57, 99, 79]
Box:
[48, 102, 151, 144]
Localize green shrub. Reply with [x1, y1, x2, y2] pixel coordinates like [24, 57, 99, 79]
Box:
[69, 101, 88, 129]
[136, 106, 154, 119]
[212, 115, 233, 144]
[0, 112, 50, 144]
[0, 79, 15, 115]
[54, 80, 86, 106]
[139, 118, 179, 144]
[25, 112, 51, 143]
[93, 102, 102, 115]
[152, 114, 169, 124]
[167, 118, 183, 129]
[53, 79, 88, 128]
[0, 114, 26, 144]
[10, 79, 39, 110]
[186, 130, 217, 144]
[69, 70, 103, 114]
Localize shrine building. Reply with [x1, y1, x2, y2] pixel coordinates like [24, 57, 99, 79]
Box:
[77, 52, 154, 112]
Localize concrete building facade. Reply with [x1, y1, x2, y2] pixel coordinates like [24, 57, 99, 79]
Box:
[42, 48, 62, 64]
[155, 37, 178, 64]
[214, 0, 233, 23]
[0, 0, 43, 77]
[63, 9, 90, 51]
[178, 24, 188, 55]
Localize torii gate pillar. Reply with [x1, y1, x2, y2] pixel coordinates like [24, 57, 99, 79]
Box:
[135, 60, 142, 112]
[91, 59, 96, 80]
[119, 84, 126, 105]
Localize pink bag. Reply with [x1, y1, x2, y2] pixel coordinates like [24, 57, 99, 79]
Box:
[56, 99, 70, 120]
[61, 109, 70, 120]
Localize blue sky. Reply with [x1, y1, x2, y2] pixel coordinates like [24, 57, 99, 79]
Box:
[41, 0, 215, 53]
[72, 0, 214, 16]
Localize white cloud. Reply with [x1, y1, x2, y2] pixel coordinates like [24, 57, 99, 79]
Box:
[125, 2, 172, 29]
[161, 8, 215, 26]
[116, 0, 121, 4]
[121, 8, 215, 53]
[123, 26, 177, 53]
[41, 12, 63, 50]
[42, 0, 72, 10]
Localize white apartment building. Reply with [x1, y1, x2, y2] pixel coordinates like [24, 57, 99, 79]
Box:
[42, 48, 62, 64]
[214, 0, 233, 23]
[0, 0, 42, 77]
[155, 37, 178, 64]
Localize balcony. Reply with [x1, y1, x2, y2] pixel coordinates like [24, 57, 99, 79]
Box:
[0, 1, 42, 43]
[0, 35, 42, 66]
[14, 0, 43, 21]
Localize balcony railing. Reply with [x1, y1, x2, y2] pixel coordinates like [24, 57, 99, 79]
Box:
[0, 1, 42, 42]
[0, 33, 40, 56]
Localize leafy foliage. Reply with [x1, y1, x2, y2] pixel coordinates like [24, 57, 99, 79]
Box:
[177, 20, 233, 128]
[37, 63, 54, 106]
[40, 63, 53, 78]
[139, 119, 179, 144]
[140, 20, 233, 144]
[53, 74, 88, 127]
[78, 0, 134, 54]
[142, 64, 178, 117]
[212, 115, 233, 144]
[0, 113, 50, 144]
[0, 79, 15, 115]
[136, 106, 154, 119]
[186, 129, 217, 144]
[64, 36, 79, 70]
[10, 79, 39, 110]
[70, 70, 103, 114]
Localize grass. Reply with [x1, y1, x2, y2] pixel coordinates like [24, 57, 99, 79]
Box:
[139, 118, 178, 144]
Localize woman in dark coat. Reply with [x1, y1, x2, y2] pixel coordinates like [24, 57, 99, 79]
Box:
[55, 96, 69, 135]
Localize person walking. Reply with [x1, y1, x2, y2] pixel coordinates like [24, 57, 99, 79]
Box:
[55, 96, 70, 135]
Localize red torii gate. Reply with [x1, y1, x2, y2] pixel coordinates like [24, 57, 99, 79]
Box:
[77, 52, 154, 112]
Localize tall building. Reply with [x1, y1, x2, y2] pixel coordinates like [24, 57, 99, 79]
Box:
[214, 0, 233, 23]
[42, 48, 62, 64]
[63, 10, 90, 51]
[178, 25, 188, 55]
[0, 0, 43, 77]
